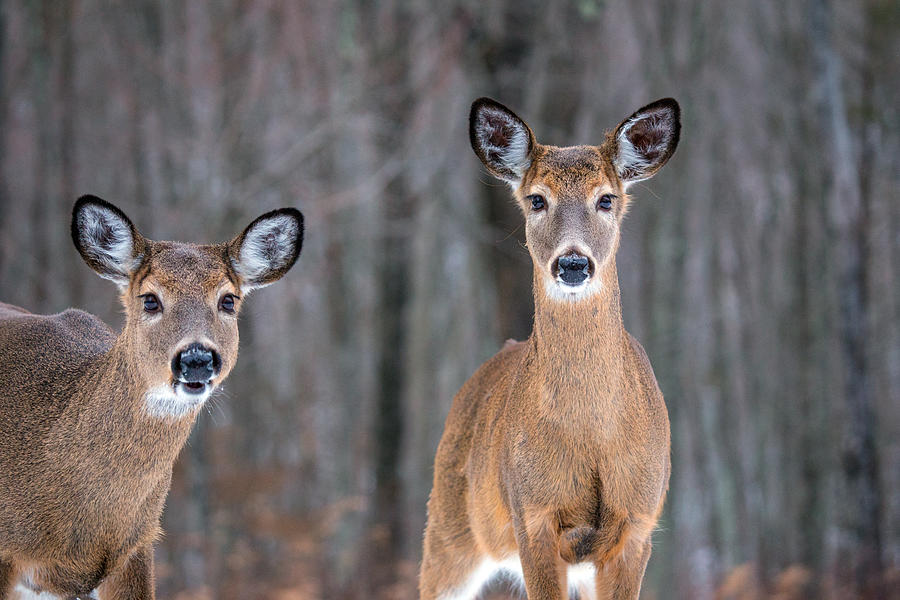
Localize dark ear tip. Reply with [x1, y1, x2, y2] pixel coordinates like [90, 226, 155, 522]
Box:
[71, 195, 128, 249]
[662, 98, 680, 121]
[656, 99, 681, 145]
[276, 207, 304, 263]
[469, 97, 529, 138]
[470, 97, 492, 125]
[73, 194, 111, 217]
[258, 207, 304, 254]
[470, 96, 513, 120]
[72, 195, 133, 224]
[266, 207, 304, 230]
[71, 195, 140, 247]
[267, 206, 303, 219]
[69, 195, 139, 269]
[647, 97, 680, 119]
[624, 98, 681, 149]
[281, 207, 304, 243]
[470, 96, 495, 111]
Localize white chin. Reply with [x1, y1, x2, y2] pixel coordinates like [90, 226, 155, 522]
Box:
[545, 277, 601, 302]
[143, 382, 213, 419]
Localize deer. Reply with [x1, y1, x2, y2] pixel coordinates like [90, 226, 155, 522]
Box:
[0, 195, 303, 600]
[419, 97, 680, 600]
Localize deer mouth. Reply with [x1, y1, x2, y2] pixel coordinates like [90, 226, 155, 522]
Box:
[175, 379, 212, 395]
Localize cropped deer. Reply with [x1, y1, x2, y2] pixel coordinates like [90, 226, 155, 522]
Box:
[420, 98, 680, 600]
[0, 196, 303, 599]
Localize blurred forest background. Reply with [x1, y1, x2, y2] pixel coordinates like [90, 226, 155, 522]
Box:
[1, 0, 899, 598]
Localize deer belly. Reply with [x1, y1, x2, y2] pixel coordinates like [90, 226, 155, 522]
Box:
[449, 554, 598, 600]
[13, 566, 99, 600]
[13, 554, 112, 600]
[14, 582, 99, 600]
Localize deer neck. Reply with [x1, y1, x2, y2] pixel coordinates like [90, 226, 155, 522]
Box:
[528, 257, 628, 419]
[63, 329, 197, 474]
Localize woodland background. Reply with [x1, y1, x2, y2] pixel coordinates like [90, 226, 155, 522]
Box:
[1, 1, 899, 599]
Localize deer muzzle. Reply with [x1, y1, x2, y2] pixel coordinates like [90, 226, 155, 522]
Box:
[554, 252, 593, 286]
[172, 343, 221, 392]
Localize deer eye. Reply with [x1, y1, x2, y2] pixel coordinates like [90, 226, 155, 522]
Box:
[596, 194, 616, 211]
[528, 194, 546, 211]
[219, 293, 238, 314]
[140, 293, 161, 314]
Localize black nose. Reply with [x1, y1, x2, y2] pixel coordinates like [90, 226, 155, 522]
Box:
[556, 253, 591, 285]
[173, 343, 221, 383]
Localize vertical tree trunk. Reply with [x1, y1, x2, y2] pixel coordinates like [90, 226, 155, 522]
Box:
[809, 0, 884, 595]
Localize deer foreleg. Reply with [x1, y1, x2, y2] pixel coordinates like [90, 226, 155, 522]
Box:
[98, 545, 154, 600]
[515, 508, 567, 600]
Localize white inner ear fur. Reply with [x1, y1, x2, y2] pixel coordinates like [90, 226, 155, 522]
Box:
[233, 214, 299, 292]
[614, 109, 675, 188]
[475, 106, 532, 184]
[76, 204, 139, 287]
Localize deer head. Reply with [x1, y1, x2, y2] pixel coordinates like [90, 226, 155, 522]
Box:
[470, 97, 680, 301]
[71, 195, 303, 418]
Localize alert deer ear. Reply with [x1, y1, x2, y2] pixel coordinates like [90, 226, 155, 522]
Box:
[612, 98, 680, 187]
[71, 195, 145, 288]
[470, 97, 536, 185]
[228, 208, 304, 293]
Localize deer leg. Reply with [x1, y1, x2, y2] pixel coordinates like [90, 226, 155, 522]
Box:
[514, 509, 566, 600]
[594, 538, 652, 600]
[97, 545, 154, 600]
[420, 511, 489, 600]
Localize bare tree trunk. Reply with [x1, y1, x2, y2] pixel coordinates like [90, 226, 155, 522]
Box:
[810, 0, 884, 596]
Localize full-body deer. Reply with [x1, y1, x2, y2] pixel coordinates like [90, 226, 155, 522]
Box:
[0, 196, 303, 599]
[420, 98, 680, 600]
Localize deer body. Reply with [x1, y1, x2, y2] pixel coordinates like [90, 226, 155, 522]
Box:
[0, 305, 188, 598]
[0, 197, 303, 599]
[421, 99, 680, 599]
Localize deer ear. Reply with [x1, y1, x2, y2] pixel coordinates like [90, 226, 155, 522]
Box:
[71, 195, 144, 288]
[470, 97, 536, 185]
[612, 98, 680, 187]
[229, 208, 303, 293]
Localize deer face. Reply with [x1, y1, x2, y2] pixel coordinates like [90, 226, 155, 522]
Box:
[72, 196, 303, 418]
[470, 98, 680, 301]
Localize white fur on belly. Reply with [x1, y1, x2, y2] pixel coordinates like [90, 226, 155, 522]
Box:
[438, 554, 597, 599]
[14, 584, 99, 600]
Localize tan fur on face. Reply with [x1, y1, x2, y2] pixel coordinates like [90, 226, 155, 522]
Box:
[124, 242, 241, 395]
[515, 144, 626, 296]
